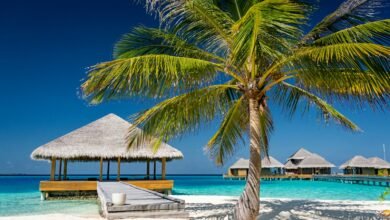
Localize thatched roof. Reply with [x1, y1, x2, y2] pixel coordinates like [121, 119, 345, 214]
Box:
[285, 148, 334, 169]
[229, 156, 284, 169]
[296, 153, 335, 168]
[31, 114, 183, 161]
[229, 158, 249, 169]
[339, 156, 372, 169]
[262, 156, 285, 168]
[288, 148, 312, 160]
[284, 160, 297, 169]
[368, 157, 390, 169]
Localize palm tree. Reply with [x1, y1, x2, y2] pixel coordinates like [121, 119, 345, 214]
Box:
[82, 0, 389, 219]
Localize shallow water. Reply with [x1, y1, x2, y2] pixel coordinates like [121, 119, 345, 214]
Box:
[0, 175, 387, 216]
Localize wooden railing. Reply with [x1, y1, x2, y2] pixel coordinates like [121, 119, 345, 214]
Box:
[40, 180, 174, 192]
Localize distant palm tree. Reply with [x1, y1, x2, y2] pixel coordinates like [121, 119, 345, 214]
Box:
[82, 0, 389, 219]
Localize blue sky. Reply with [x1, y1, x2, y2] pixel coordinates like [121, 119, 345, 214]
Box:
[0, 0, 389, 175]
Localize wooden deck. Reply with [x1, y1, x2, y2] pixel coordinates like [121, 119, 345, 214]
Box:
[40, 180, 174, 199]
[314, 175, 390, 186]
[223, 174, 313, 180]
[97, 182, 187, 219]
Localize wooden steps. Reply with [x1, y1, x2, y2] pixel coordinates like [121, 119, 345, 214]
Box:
[97, 182, 188, 219]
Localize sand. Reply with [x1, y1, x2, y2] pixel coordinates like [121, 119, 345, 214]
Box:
[0, 195, 389, 220]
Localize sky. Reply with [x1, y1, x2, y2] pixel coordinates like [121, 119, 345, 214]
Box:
[0, 0, 389, 175]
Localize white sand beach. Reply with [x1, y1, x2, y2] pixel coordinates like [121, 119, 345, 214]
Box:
[0, 195, 389, 220]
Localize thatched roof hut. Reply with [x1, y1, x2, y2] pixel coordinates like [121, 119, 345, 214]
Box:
[229, 158, 249, 169]
[31, 113, 183, 181]
[368, 157, 390, 169]
[31, 113, 183, 161]
[339, 156, 372, 169]
[296, 154, 335, 168]
[229, 156, 285, 169]
[288, 148, 313, 160]
[284, 148, 334, 174]
[262, 156, 285, 168]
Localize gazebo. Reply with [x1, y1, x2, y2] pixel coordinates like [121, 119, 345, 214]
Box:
[31, 113, 183, 198]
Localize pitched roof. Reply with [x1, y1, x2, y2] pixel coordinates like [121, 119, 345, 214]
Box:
[229, 156, 285, 169]
[297, 153, 335, 168]
[285, 148, 334, 169]
[262, 156, 285, 168]
[367, 157, 390, 169]
[339, 155, 372, 169]
[31, 114, 183, 161]
[284, 160, 297, 169]
[229, 158, 249, 169]
[288, 148, 313, 160]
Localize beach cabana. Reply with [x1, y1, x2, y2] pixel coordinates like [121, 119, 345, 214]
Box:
[226, 156, 285, 177]
[368, 157, 390, 176]
[339, 156, 375, 175]
[284, 148, 334, 175]
[31, 113, 183, 197]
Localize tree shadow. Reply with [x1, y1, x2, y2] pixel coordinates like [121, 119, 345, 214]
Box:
[259, 200, 384, 220]
[183, 199, 386, 220]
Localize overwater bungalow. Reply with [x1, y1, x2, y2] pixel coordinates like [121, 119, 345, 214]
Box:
[339, 156, 374, 175]
[368, 157, 390, 176]
[284, 148, 334, 175]
[226, 156, 284, 178]
[31, 113, 183, 199]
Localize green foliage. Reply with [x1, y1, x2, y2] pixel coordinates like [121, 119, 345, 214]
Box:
[82, 55, 222, 102]
[207, 97, 248, 165]
[379, 187, 390, 201]
[82, 0, 390, 165]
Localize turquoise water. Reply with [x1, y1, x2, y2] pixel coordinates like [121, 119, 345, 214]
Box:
[0, 175, 388, 216]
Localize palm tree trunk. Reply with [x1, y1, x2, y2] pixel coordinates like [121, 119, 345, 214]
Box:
[234, 98, 261, 220]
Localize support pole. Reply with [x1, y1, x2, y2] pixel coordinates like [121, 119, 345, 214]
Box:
[161, 158, 166, 180]
[50, 158, 56, 181]
[146, 160, 150, 180]
[63, 159, 68, 181]
[58, 159, 62, 181]
[107, 160, 110, 180]
[117, 158, 121, 181]
[153, 160, 157, 180]
[99, 158, 103, 181]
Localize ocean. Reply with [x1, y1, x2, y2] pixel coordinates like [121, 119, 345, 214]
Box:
[0, 175, 387, 216]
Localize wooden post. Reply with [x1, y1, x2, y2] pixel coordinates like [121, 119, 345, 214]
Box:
[153, 160, 157, 180]
[58, 159, 62, 180]
[117, 158, 121, 181]
[63, 159, 67, 181]
[146, 160, 150, 180]
[107, 160, 110, 180]
[161, 158, 166, 180]
[99, 158, 103, 181]
[50, 158, 56, 181]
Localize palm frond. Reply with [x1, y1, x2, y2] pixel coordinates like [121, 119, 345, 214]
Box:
[258, 101, 273, 158]
[231, 0, 306, 72]
[274, 82, 361, 131]
[144, 0, 234, 54]
[313, 19, 390, 45]
[206, 97, 248, 165]
[302, 0, 386, 44]
[128, 84, 241, 149]
[82, 55, 222, 103]
[114, 26, 225, 62]
[295, 68, 390, 109]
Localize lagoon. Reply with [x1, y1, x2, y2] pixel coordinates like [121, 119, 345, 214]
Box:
[0, 175, 387, 216]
